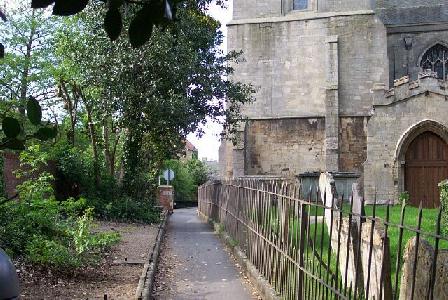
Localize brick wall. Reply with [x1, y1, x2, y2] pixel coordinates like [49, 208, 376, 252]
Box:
[2, 152, 57, 199]
[3, 152, 21, 198]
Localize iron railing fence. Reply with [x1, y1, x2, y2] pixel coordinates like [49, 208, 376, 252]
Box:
[198, 179, 448, 300]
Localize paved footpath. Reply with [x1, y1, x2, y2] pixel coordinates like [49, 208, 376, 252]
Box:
[152, 207, 258, 300]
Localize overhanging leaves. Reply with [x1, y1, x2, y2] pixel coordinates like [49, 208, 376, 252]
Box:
[27, 97, 43, 125]
[128, 4, 154, 48]
[34, 127, 57, 141]
[0, 138, 25, 151]
[2, 117, 21, 138]
[31, 0, 55, 9]
[104, 8, 122, 41]
[109, 0, 124, 10]
[53, 0, 89, 16]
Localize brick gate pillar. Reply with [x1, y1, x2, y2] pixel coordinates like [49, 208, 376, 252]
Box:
[157, 185, 174, 213]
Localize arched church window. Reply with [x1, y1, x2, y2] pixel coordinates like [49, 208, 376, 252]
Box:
[293, 0, 308, 10]
[420, 44, 448, 80]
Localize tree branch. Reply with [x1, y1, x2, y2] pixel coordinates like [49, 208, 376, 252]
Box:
[124, 0, 146, 5]
[0, 80, 20, 98]
[0, 193, 19, 206]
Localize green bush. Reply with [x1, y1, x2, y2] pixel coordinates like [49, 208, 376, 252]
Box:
[439, 180, 448, 235]
[50, 141, 159, 223]
[87, 196, 161, 223]
[26, 237, 82, 268]
[51, 141, 96, 196]
[0, 145, 120, 270]
[399, 191, 410, 206]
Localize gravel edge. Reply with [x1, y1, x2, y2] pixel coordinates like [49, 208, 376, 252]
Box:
[198, 211, 280, 300]
[135, 211, 169, 300]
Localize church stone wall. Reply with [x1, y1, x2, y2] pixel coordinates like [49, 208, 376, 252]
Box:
[387, 30, 448, 85]
[233, 0, 281, 20]
[228, 13, 388, 119]
[245, 118, 325, 175]
[233, 0, 375, 19]
[227, 19, 329, 119]
[224, 0, 448, 193]
[218, 139, 234, 179]
[376, 1, 448, 25]
[318, 0, 373, 13]
[330, 15, 388, 116]
[364, 77, 448, 203]
[339, 117, 368, 173]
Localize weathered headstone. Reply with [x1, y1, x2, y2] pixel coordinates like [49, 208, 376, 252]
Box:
[352, 183, 366, 227]
[318, 172, 336, 232]
[399, 237, 448, 300]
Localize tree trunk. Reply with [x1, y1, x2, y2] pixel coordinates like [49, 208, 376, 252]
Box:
[102, 121, 119, 177]
[83, 95, 100, 188]
[59, 80, 77, 146]
[19, 10, 36, 114]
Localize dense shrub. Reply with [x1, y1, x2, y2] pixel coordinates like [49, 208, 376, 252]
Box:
[49, 141, 96, 198]
[49, 140, 160, 223]
[87, 196, 161, 223]
[0, 146, 119, 270]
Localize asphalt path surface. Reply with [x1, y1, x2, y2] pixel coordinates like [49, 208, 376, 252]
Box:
[152, 207, 257, 300]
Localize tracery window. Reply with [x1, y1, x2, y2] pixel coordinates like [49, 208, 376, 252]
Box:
[420, 44, 448, 80]
[293, 0, 308, 10]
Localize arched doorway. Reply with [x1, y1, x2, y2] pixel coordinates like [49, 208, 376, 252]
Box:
[405, 131, 448, 208]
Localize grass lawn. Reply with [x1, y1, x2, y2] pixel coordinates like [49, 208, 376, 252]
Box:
[363, 205, 448, 289]
[261, 204, 448, 298]
[300, 205, 448, 296]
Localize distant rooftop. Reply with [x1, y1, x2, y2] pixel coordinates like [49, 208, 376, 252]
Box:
[185, 140, 197, 151]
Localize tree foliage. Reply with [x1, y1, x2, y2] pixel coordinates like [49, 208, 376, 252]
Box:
[0, 145, 120, 270]
[0, 3, 58, 149]
[51, 1, 253, 195]
[30, 0, 176, 47]
[163, 158, 208, 203]
[0, 0, 253, 203]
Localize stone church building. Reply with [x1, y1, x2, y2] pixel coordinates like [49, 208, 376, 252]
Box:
[219, 0, 448, 207]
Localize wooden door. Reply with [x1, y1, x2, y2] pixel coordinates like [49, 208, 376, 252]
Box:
[405, 131, 448, 208]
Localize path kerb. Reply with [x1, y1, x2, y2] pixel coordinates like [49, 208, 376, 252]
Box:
[198, 210, 280, 300]
[135, 210, 169, 300]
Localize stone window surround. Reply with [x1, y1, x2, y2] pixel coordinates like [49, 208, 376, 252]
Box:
[282, 0, 317, 15]
[417, 41, 448, 79]
[293, 0, 309, 11]
[393, 119, 448, 199]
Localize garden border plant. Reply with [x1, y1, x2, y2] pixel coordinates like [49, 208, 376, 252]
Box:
[0, 145, 120, 271]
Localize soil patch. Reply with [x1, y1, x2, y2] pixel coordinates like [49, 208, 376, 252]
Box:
[16, 221, 158, 300]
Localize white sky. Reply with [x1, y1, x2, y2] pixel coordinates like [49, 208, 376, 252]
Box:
[186, 1, 233, 162]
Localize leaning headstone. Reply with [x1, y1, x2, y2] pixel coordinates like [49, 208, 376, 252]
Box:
[399, 237, 448, 300]
[352, 183, 365, 227]
[319, 172, 336, 232]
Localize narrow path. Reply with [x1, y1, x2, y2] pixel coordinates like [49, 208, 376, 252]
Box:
[152, 207, 257, 300]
